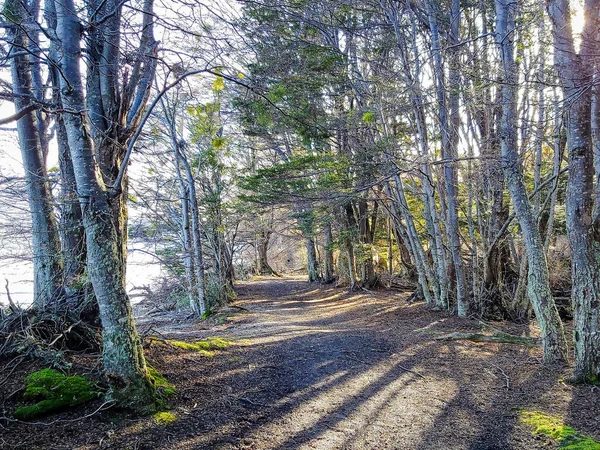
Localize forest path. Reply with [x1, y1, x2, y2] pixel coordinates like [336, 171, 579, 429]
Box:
[6, 276, 596, 450]
[143, 276, 588, 450]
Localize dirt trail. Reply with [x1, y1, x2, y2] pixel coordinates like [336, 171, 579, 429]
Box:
[3, 276, 599, 449]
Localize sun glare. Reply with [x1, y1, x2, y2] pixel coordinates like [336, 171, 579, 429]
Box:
[571, 0, 585, 51]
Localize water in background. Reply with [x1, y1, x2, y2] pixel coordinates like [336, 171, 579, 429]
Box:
[0, 241, 165, 308]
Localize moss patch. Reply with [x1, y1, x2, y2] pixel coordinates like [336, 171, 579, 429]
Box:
[520, 410, 600, 449]
[167, 337, 234, 357]
[153, 411, 177, 425]
[14, 369, 101, 420]
[147, 365, 175, 405]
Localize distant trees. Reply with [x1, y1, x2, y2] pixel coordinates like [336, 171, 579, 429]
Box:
[232, 0, 599, 374]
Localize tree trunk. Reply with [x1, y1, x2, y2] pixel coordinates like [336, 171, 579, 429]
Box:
[175, 156, 197, 312]
[178, 144, 207, 316]
[357, 198, 377, 287]
[426, 0, 467, 316]
[256, 229, 277, 275]
[6, 0, 63, 309]
[386, 179, 435, 305]
[306, 237, 319, 283]
[495, 0, 567, 363]
[85, 0, 158, 285]
[547, 0, 600, 382]
[323, 223, 335, 283]
[387, 217, 393, 275]
[54, 0, 155, 411]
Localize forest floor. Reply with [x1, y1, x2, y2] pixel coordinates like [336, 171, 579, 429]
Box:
[1, 276, 599, 449]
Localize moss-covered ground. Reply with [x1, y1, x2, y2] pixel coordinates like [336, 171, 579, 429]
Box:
[150, 337, 235, 357]
[153, 411, 177, 425]
[520, 410, 600, 449]
[147, 365, 176, 410]
[14, 369, 101, 420]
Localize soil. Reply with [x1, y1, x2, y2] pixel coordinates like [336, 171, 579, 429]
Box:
[1, 276, 599, 450]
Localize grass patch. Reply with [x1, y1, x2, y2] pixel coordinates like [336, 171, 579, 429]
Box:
[14, 369, 101, 420]
[153, 411, 177, 425]
[520, 410, 600, 449]
[167, 337, 234, 357]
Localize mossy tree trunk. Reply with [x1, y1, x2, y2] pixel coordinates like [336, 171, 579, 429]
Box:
[54, 0, 155, 411]
[85, 0, 158, 285]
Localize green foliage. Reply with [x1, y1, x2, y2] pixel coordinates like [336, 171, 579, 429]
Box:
[213, 76, 225, 92]
[362, 111, 376, 124]
[155, 247, 185, 277]
[239, 152, 350, 204]
[520, 410, 600, 449]
[2, 0, 21, 23]
[205, 274, 236, 308]
[187, 101, 221, 141]
[67, 272, 90, 292]
[14, 369, 101, 420]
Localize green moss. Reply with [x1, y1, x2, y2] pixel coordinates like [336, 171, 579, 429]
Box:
[14, 369, 101, 420]
[153, 411, 177, 425]
[167, 337, 233, 357]
[520, 410, 600, 449]
[147, 365, 175, 399]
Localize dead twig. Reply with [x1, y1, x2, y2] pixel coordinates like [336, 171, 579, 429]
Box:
[4, 279, 19, 313]
[487, 361, 510, 388]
